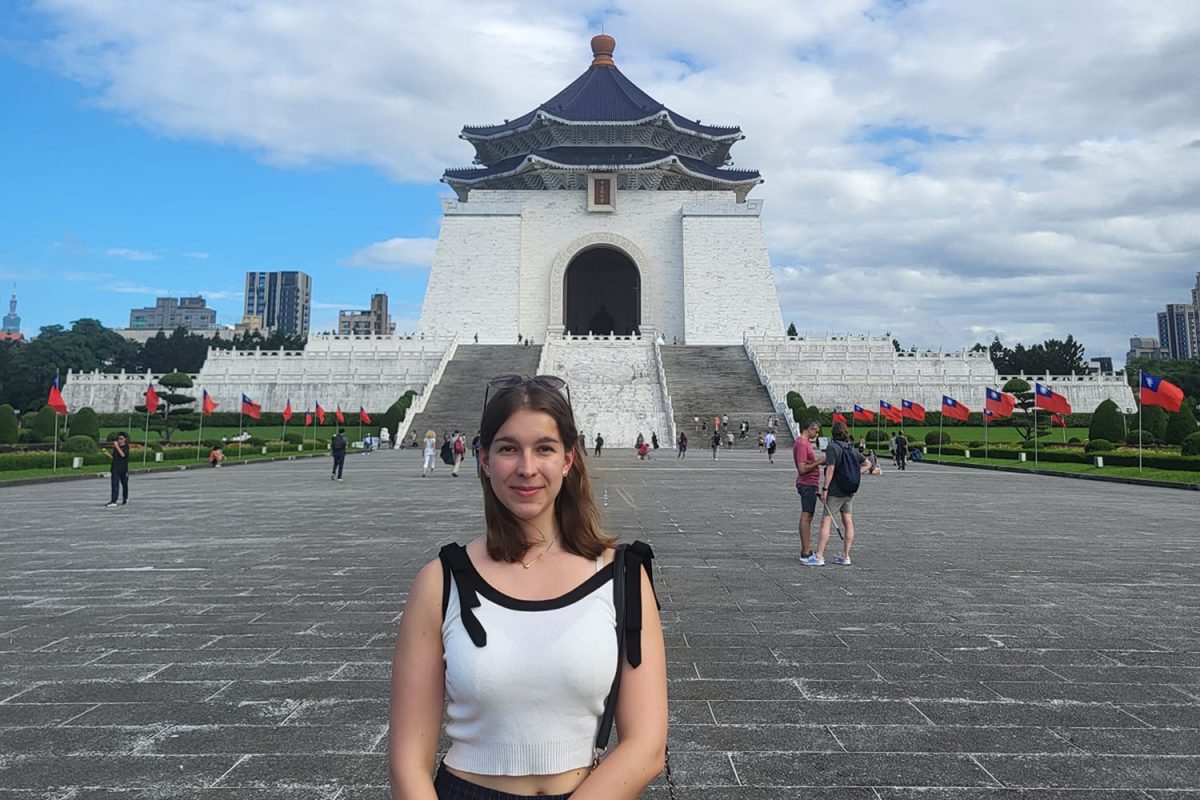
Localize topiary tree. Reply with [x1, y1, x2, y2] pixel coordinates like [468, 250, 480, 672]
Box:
[64, 434, 97, 453]
[71, 407, 100, 441]
[1002, 377, 1046, 442]
[156, 371, 197, 444]
[925, 431, 950, 445]
[786, 322, 798, 337]
[0, 403, 18, 444]
[33, 405, 57, 441]
[1164, 400, 1198, 446]
[1139, 405, 1168, 442]
[1182, 431, 1200, 456]
[1126, 430, 1156, 445]
[1088, 399, 1125, 444]
[1084, 438, 1115, 453]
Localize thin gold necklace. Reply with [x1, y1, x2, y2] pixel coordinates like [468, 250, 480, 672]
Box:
[522, 536, 558, 569]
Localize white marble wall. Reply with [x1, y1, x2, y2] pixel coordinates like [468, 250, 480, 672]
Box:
[538, 336, 674, 449]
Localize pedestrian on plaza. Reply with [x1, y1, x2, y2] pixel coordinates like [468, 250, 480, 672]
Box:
[677, 431, 688, 459]
[726, 431, 734, 450]
[813, 421, 870, 566]
[701, 420, 707, 434]
[857, 436, 866, 452]
[637, 441, 651, 460]
[410, 431, 419, 450]
[452, 430, 466, 477]
[713, 415, 720, 432]
[693, 415, 699, 431]
[757, 433, 765, 452]
[722, 414, 729, 430]
[740, 420, 748, 439]
[105, 432, 130, 507]
[764, 430, 777, 463]
[388, 374, 667, 800]
[635, 432, 645, 451]
[441, 434, 454, 468]
[472, 432, 482, 475]
[793, 420, 825, 563]
[894, 430, 908, 471]
[594, 432, 604, 457]
[711, 430, 720, 460]
[651, 432, 659, 451]
[422, 429, 438, 477]
[331, 428, 348, 481]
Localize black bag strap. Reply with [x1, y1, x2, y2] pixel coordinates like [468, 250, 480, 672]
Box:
[438, 544, 487, 647]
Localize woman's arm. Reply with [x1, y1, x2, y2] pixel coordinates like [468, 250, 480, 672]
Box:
[388, 559, 446, 800]
[572, 566, 668, 799]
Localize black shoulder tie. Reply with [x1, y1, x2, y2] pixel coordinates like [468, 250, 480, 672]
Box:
[438, 544, 487, 647]
[622, 541, 658, 668]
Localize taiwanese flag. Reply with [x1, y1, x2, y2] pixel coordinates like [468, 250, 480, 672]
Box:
[879, 400, 903, 423]
[359, 407, 371, 424]
[305, 409, 313, 427]
[984, 409, 996, 419]
[47, 374, 68, 415]
[1051, 414, 1067, 428]
[145, 383, 160, 415]
[282, 400, 293, 422]
[202, 390, 219, 416]
[315, 401, 325, 425]
[335, 405, 345, 424]
[985, 387, 1015, 418]
[832, 409, 847, 425]
[1034, 383, 1071, 415]
[852, 404, 875, 422]
[1139, 371, 1184, 413]
[941, 395, 970, 422]
[901, 400, 926, 423]
[241, 393, 262, 420]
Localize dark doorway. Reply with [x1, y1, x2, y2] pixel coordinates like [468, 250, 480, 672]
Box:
[563, 247, 640, 336]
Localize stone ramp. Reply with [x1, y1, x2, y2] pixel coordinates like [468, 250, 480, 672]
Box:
[660, 344, 793, 449]
[404, 345, 542, 440]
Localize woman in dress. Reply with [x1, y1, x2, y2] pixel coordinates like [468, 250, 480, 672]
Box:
[390, 375, 667, 799]
[422, 429, 437, 477]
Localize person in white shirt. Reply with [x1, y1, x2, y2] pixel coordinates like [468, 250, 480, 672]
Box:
[422, 429, 437, 477]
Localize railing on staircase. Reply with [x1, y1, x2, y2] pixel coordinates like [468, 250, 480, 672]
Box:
[651, 334, 677, 446]
[744, 333, 799, 440]
[395, 334, 459, 445]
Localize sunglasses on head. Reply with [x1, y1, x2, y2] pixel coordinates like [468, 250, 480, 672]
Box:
[483, 373, 571, 412]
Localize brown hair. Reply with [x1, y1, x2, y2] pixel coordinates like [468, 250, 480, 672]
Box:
[831, 421, 850, 442]
[478, 381, 614, 562]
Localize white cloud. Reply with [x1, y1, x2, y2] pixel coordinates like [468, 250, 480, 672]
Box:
[104, 247, 158, 261]
[26, 0, 1200, 361]
[111, 282, 170, 295]
[343, 237, 437, 271]
[183, 251, 210, 259]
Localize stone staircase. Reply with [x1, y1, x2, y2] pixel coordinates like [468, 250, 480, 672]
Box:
[660, 345, 793, 449]
[405, 345, 542, 440]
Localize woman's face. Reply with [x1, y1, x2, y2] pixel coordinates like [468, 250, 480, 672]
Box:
[481, 409, 575, 532]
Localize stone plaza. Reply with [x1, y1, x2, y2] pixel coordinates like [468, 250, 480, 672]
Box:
[1, 449, 1198, 797]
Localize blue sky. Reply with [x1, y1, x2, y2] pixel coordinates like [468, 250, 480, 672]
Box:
[3, 0, 1198, 363]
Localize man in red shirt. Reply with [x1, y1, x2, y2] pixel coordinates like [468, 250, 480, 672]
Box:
[793, 419, 825, 561]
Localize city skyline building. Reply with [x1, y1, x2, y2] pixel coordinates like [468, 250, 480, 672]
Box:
[128, 296, 217, 333]
[1126, 336, 1166, 364]
[338, 292, 394, 336]
[1157, 303, 1197, 360]
[244, 271, 312, 337]
[1, 288, 21, 341]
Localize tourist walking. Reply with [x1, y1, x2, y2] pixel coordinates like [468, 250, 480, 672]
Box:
[757, 432, 765, 452]
[422, 429, 437, 477]
[726, 430, 734, 450]
[451, 431, 466, 477]
[472, 432, 482, 475]
[812, 421, 870, 566]
[693, 415, 700, 431]
[636, 432, 644, 451]
[895, 430, 908, 471]
[651, 432, 659, 451]
[331, 428, 348, 481]
[764, 430, 777, 463]
[388, 374, 667, 799]
[677, 431, 688, 458]
[711, 430, 720, 460]
[793, 419, 825, 562]
[594, 432, 604, 457]
[105, 432, 130, 507]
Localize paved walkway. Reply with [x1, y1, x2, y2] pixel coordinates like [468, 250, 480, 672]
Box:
[1, 447, 1198, 798]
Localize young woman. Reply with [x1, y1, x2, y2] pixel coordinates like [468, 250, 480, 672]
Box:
[390, 376, 668, 799]
[422, 429, 437, 477]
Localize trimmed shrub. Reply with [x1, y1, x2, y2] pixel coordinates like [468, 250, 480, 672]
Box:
[1068, 437, 1082, 444]
[1125, 430, 1156, 445]
[865, 429, 887, 443]
[71, 407, 100, 440]
[1164, 402, 1198, 446]
[64, 435, 97, 453]
[1084, 438, 1115, 453]
[18, 429, 38, 444]
[1182, 432, 1200, 457]
[244, 437, 266, 447]
[785, 391, 806, 410]
[0, 450, 111, 470]
[283, 432, 304, 444]
[1089, 400, 1124, 444]
[1139, 405, 1169, 441]
[33, 406, 57, 441]
[968, 441, 984, 448]
[0, 404, 18, 444]
[924, 431, 950, 445]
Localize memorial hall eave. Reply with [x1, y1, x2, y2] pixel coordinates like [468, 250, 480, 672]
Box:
[442, 146, 761, 185]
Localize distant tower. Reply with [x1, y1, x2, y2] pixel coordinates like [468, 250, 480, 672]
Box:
[1, 287, 19, 334]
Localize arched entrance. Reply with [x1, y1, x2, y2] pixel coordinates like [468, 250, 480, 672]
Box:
[563, 247, 641, 336]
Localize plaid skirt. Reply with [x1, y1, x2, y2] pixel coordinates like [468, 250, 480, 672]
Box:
[434, 763, 573, 800]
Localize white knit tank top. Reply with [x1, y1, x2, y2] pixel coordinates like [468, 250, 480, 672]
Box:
[442, 554, 617, 776]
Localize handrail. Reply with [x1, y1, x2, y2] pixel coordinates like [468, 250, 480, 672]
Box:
[395, 334, 459, 444]
[743, 336, 798, 439]
[651, 335, 677, 445]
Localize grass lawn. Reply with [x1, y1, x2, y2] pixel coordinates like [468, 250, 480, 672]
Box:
[96, 425, 349, 444]
[925, 453, 1200, 486]
[0, 448, 328, 482]
[846, 424, 1088, 444]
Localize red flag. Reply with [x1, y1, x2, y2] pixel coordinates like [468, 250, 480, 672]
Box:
[1139, 371, 1184, 414]
[335, 405, 345, 424]
[879, 400, 903, 423]
[241, 393, 262, 420]
[852, 404, 875, 422]
[832, 411, 847, 425]
[202, 390, 218, 416]
[282, 400, 293, 422]
[359, 407, 371, 424]
[985, 387, 1015, 418]
[1034, 383, 1071, 415]
[315, 402, 325, 425]
[941, 395, 970, 422]
[1051, 414, 1067, 428]
[305, 410, 313, 427]
[901, 400, 926, 423]
[48, 375, 68, 416]
[145, 383, 160, 415]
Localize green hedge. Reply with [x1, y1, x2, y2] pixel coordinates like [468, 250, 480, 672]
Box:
[0, 451, 111, 470]
[1183, 432, 1200, 457]
[1085, 438, 1115, 453]
[64, 435, 97, 453]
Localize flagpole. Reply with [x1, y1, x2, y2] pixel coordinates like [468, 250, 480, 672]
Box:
[281, 412, 288, 456]
[238, 405, 244, 459]
[938, 411, 943, 458]
[52, 410, 59, 473]
[984, 405, 989, 463]
[142, 407, 151, 465]
[1138, 382, 1143, 474]
[1033, 405, 1038, 467]
[197, 395, 205, 462]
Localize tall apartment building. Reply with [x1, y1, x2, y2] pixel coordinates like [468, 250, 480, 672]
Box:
[244, 271, 312, 337]
[1, 289, 21, 341]
[1126, 336, 1165, 364]
[129, 296, 217, 332]
[1157, 303, 1198, 360]
[338, 292, 395, 336]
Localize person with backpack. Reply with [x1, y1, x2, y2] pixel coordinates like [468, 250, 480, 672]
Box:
[331, 428, 348, 481]
[894, 430, 909, 471]
[451, 431, 466, 477]
[807, 421, 869, 566]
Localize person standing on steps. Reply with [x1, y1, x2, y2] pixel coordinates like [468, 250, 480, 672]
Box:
[793, 420, 825, 562]
[105, 432, 130, 508]
[331, 428, 348, 481]
[452, 430, 466, 477]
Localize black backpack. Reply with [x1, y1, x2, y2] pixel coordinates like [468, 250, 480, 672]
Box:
[830, 441, 862, 495]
